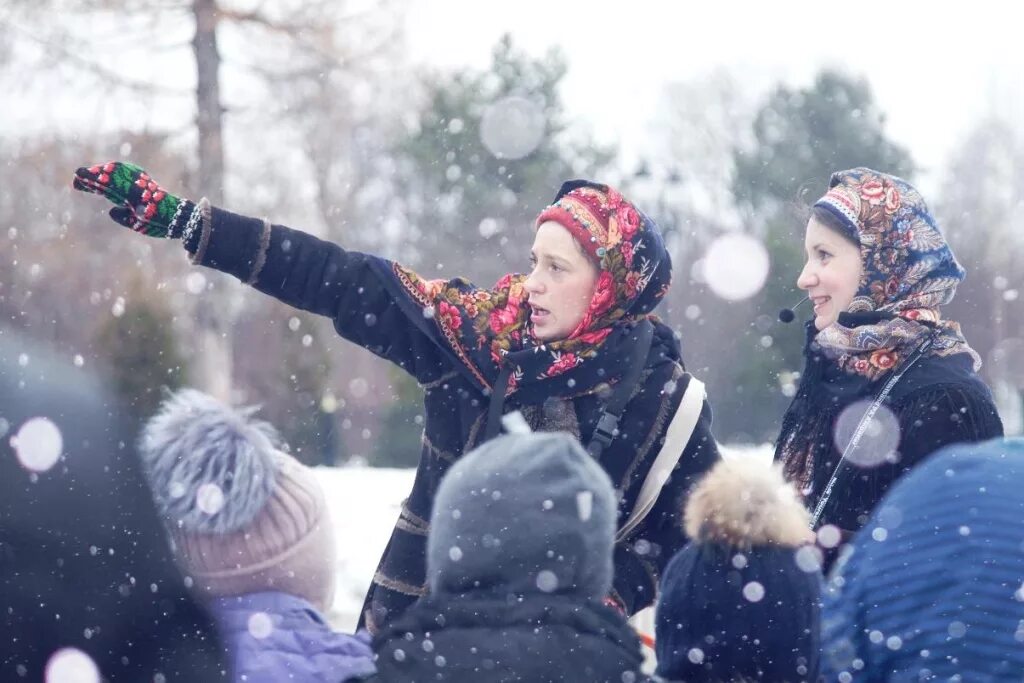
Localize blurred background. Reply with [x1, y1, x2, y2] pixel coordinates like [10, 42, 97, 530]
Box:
[2, 0, 1022, 473]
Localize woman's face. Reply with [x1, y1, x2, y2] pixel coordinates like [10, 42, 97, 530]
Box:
[797, 216, 863, 330]
[524, 221, 600, 341]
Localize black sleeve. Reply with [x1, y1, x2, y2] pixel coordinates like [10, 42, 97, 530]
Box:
[187, 206, 453, 384]
[896, 385, 1005, 471]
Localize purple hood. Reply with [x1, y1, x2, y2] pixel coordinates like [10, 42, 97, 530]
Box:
[210, 592, 375, 683]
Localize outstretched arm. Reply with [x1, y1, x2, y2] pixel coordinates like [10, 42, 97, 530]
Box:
[73, 161, 454, 384]
[193, 205, 455, 381]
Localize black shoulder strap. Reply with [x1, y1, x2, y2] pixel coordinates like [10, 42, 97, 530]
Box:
[587, 320, 654, 458]
[483, 320, 655, 448]
[483, 364, 513, 442]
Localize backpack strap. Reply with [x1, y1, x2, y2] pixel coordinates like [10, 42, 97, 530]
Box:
[484, 321, 655, 445]
[483, 363, 514, 441]
[586, 320, 654, 458]
[615, 373, 706, 543]
[809, 332, 936, 529]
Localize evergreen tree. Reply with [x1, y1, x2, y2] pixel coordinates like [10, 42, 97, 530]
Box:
[372, 368, 425, 468]
[94, 293, 187, 429]
[392, 33, 615, 286]
[233, 307, 338, 467]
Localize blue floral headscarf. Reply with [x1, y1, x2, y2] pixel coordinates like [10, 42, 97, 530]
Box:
[812, 167, 980, 379]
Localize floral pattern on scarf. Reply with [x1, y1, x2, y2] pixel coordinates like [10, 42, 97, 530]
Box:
[390, 180, 672, 395]
[813, 167, 980, 380]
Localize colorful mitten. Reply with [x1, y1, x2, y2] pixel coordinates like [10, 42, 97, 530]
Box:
[73, 161, 196, 238]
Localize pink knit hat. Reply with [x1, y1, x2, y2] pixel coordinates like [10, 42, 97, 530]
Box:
[139, 389, 336, 612]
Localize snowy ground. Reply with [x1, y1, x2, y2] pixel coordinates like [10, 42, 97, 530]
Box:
[317, 465, 415, 631]
[317, 442, 773, 632]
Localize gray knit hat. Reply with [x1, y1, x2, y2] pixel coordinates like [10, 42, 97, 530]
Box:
[139, 389, 336, 612]
[427, 431, 617, 600]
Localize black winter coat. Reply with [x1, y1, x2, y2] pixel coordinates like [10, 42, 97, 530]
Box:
[776, 322, 1003, 548]
[369, 594, 650, 683]
[187, 207, 721, 631]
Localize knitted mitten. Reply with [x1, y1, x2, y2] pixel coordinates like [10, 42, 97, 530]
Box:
[73, 161, 197, 238]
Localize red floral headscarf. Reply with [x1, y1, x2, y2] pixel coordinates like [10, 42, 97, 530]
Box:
[386, 180, 673, 397]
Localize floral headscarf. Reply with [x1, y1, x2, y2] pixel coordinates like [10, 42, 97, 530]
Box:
[812, 167, 980, 379]
[382, 180, 673, 399]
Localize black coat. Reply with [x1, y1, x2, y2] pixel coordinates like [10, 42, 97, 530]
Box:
[776, 322, 1003, 544]
[188, 207, 720, 631]
[0, 330, 224, 681]
[369, 594, 650, 683]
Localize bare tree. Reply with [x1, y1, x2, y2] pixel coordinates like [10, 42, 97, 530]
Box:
[938, 118, 1024, 432]
[188, 0, 232, 399]
[0, 0, 410, 402]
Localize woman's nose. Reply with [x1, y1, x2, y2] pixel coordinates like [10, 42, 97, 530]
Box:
[796, 262, 817, 290]
[524, 268, 543, 294]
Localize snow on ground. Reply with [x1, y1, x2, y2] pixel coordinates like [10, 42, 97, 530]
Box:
[315, 465, 416, 631]
[315, 442, 773, 632]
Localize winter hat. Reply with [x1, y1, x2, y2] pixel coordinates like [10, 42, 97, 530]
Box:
[655, 458, 822, 682]
[427, 431, 616, 600]
[821, 437, 1024, 680]
[138, 389, 336, 612]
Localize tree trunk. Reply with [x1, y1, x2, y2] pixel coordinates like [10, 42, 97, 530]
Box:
[191, 0, 233, 400]
[194, 0, 225, 206]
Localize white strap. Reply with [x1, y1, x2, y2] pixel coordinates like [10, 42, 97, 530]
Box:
[615, 375, 706, 543]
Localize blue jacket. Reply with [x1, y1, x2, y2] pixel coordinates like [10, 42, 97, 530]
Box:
[210, 592, 375, 683]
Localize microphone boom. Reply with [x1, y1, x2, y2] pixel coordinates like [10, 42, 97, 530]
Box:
[778, 296, 810, 323]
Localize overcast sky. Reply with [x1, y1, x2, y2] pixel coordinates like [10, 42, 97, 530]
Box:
[3, 0, 1020, 201]
[404, 0, 1024, 194]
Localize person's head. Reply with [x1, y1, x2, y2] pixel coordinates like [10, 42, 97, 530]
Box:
[1, 332, 224, 681]
[427, 431, 617, 600]
[139, 389, 337, 612]
[797, 206, 863, 330]
[800, 167, 965, 331]
[655, 458, 821, 683]
[823, 438, 1024, 680]
[525, 180, 672, 342]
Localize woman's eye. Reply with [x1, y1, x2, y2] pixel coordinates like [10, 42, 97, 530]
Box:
[549, 263, 562, 273]
[817, 249, 832, 262]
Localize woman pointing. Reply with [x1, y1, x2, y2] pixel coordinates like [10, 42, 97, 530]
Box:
[73, 163, 720, 632]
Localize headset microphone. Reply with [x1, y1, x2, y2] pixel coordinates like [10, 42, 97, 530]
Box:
[778, 296, 810, 323]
